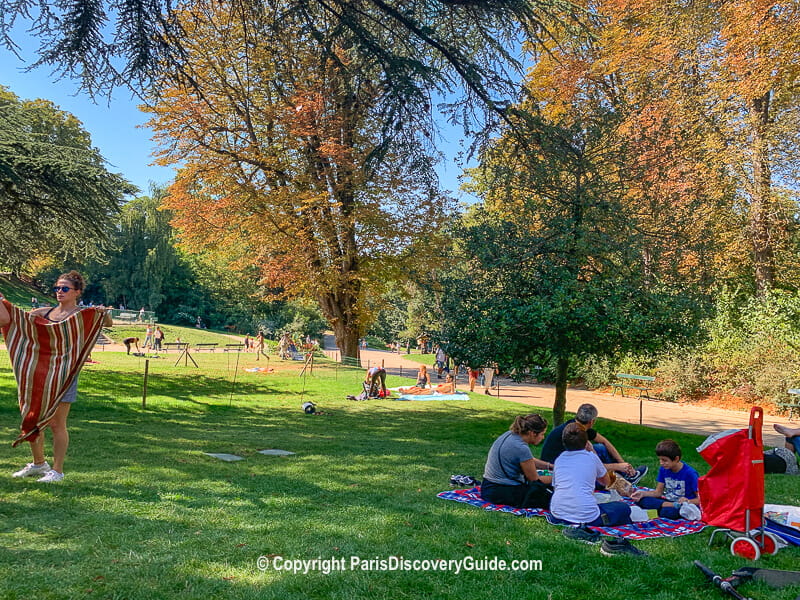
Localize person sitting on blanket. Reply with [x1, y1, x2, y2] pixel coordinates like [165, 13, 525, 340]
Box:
[398, 374, 455, 395]
[767, 424, 800, 475]
[481, 414, 554, 509]
[412, 364, 431, 389]
[540, 403, 647, 485]
[550, 423, 632, 527]
[630, 439, 700, 520]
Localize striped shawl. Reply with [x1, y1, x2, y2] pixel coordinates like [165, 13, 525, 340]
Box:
[1, 300, 107, 446]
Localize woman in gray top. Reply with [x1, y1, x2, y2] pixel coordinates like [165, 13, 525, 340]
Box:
[481, 414, 554, 508]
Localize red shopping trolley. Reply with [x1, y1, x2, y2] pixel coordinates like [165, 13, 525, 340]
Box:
[699, 406, 781, 560]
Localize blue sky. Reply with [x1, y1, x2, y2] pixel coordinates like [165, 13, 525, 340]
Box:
[1, 34, 475, 201]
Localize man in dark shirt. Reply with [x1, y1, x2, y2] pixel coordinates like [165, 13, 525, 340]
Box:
[540, 403, 647, 485]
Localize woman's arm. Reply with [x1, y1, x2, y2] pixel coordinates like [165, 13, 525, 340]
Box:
[520, 458, 541, 483]
[0, 295, 10, 328]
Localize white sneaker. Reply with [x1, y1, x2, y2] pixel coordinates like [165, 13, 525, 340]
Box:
[12, 461, 51, 478]
[37, 470, 65, 483]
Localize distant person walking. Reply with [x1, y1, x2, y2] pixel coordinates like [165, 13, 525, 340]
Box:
[0, 270, 112, 483]
[255, 332, 269, 361]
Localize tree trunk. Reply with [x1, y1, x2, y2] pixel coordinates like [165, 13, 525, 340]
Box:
[318, 285, 362, 360]
[749, 91, 775, 295]
[552, 356, 569, 425]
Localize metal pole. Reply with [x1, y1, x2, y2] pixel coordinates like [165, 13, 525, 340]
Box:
[142, 359, 149, 408]
[229, 349, 241, 406]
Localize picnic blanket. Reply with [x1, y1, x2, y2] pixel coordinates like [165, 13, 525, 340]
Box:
[437, 486, 706, 541]
[1, 300, 107, 446]
[395, 392, 470, 401]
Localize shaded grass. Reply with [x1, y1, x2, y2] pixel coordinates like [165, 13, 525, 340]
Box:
[0, 351, 798, 599]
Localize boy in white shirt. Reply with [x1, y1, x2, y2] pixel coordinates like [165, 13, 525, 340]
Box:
[551, 423, 632, 527]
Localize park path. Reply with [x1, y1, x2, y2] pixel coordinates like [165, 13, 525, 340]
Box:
[324, 336, 788, 448]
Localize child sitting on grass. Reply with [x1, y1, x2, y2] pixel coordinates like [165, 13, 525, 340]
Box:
[550, 423, 632, 527]
[631, 439, 700, 520]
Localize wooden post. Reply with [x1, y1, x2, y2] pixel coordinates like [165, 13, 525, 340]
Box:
[142, 359, 149, 408]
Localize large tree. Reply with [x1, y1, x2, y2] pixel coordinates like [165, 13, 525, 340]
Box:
[527, 1, 800, 294]
[435, 98, 702, 424]
[0, 85, 135, 271]
[147, 2, 452, 357]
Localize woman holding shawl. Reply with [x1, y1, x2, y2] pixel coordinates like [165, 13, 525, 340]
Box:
[0, 271, 112, 483]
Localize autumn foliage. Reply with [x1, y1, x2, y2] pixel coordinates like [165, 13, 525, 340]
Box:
[146, 2, 449, 357]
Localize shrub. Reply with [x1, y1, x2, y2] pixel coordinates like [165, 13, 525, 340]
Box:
[656, 353, 710, 402]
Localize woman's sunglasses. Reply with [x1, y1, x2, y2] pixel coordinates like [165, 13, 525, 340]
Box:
[53, 286, 74, 293]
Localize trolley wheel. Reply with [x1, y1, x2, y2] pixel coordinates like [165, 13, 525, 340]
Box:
[752, 531, 780, 555]
[730, 536, 761, 560]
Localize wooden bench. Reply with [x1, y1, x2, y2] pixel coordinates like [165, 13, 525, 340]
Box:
[194, 343, 219, 352]
[223, 343, 244, 352]
[777, 389, 800, 420]
[611, 373, 655, 425]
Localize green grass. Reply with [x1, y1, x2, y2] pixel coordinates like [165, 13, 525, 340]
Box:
[0, 351, 798, 599]
[0, 275, 52, 307]
[108, 324, 242, 347]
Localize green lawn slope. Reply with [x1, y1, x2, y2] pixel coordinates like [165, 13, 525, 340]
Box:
[0, 350, 797, 599]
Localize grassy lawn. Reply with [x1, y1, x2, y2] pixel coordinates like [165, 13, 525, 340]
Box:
[0, 350, 798, 599]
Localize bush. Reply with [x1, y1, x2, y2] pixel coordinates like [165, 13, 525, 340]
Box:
[576, 356, 616, 389]
[656, 353, 710, 402]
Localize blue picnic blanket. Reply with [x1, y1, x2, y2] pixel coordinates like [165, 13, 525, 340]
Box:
[394, 392, 470, 401]
[437, 487, 706, 541]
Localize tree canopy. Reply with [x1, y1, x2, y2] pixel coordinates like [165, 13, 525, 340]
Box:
[0, 85, 135, 271]
[1, 0, 564, 132]
[146, 2, 455, 357]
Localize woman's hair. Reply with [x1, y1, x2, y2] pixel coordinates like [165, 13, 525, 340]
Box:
[509, 414, 548, 436]
[419, 365, 427, 372]
[57, 270, 85, 292]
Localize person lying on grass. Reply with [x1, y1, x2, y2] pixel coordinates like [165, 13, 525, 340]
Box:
[480, 414, 553, 509]
[630, 439, 700, 520]
[550, 423, 632, 527]
[398, 374, 455, 395]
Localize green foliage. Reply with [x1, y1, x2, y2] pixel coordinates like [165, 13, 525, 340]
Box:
[655, 353, 711, 402]
[576, 355, 616, 389]
[0, 85, 136, 271]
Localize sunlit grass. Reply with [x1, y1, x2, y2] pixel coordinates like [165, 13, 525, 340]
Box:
[0, 351, 798, 599]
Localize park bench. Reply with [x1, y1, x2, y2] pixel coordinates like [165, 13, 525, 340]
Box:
[611, 373, 656, 425]
[223, 343, 245, 352]
[194, 343, 218, 352]
[611, 373, 655, 400]
[777, 389, 800, 420]
[162, 342, 187, 352]
[117, 311, 138, 322]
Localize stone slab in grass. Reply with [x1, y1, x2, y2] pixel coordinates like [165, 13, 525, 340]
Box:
[257, 449, 295, 456]
[203, 452, 245, 462]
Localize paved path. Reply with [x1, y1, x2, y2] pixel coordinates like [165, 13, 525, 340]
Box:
[333, 339, 788, 448]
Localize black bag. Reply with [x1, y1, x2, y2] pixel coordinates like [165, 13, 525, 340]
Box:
[522, 480, 553, 510]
